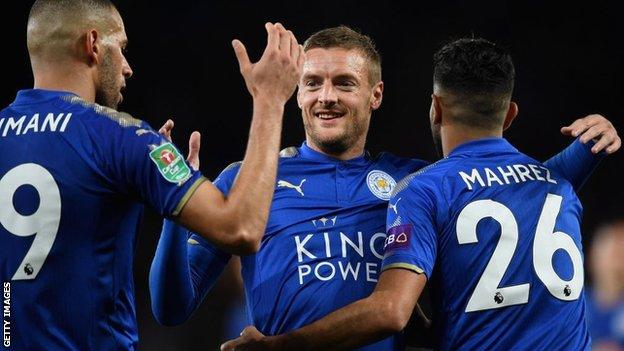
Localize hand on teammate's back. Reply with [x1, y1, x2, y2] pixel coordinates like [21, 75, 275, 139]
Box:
[560, 114, 621, 154]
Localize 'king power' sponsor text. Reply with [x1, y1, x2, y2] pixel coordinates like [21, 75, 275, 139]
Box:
[295, 231, 387, 284]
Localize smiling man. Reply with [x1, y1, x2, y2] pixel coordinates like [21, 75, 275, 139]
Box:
[221, 37, 621, 351]
[150, 27, 618, 350]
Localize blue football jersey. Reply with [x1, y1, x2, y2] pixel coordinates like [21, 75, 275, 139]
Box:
[0, 90, 204, 350]
[188, 143, 428, 351]
[383, 138, 590, 350]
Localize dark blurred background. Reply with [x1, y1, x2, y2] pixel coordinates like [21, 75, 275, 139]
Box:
[3, 1, 623, 349]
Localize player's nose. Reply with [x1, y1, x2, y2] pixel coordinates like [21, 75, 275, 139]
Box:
[122, 58, 133, 79]
[318, 82, 338, 105]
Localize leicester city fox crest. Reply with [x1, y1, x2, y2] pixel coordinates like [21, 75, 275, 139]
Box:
[367, 170, 396, 201]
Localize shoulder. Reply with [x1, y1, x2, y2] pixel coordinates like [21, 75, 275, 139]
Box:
[279, 146, 299, 158]
[215, 161, 243, 181]
[58, 95, 148, 131]
[215, 146, 301, 182]
[374, 151, 431, 172]
[393, 158, 457, 199]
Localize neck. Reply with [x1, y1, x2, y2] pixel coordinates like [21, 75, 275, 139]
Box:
[306, 137, 366, 161]
[32, 62, 95, 103]
[442, 124, 502, 157]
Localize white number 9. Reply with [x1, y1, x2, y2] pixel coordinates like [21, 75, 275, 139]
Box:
[0, 164, 61, 280]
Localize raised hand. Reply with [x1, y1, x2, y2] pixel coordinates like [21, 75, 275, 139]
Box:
[232, 22, 304, 105]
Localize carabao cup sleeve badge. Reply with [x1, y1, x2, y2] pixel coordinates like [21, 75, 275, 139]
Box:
[149, 142, 192, 183]
[384, 224, 412, 252]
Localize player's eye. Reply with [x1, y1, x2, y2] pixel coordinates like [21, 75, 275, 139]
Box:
[305, 80, 320, 88]
[336, 80, 356, 89]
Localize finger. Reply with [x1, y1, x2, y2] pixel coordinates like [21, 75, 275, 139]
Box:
[232, 39, 251, 73]
[289, 30, 298, 60]
[220, 339, 238, 351]
[221, 337, 243, 351]
[565, 120, 593, 138]
[265, 22, 279, 52]
[589, 128, 618, 153]
[158, 119, 174, 141]
[605, 136, 621, 154]
[297, 44, 305, 70]
[187, 131, 201, 171]
[579, 124, 606, 144]
[590, 134, 614, 154]
[560, 125, 574, 136]
[158, 119, 173, 134]
[564, 116, 602, 137]
[278, 25, 290, 52]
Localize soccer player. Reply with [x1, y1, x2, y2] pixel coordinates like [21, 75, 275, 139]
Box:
[0, 0, 302, 349]
[586, 221, 624, 350]
[152, 28, 619, 350]
[220, 37, 622, 351]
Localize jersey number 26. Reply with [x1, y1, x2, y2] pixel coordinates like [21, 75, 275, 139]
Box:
[456, 194, 583, 312]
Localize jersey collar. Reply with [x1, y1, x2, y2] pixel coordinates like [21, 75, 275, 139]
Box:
[11, 89, 79, 106]
[299, 142, 370, 165]
[448, 137, 518, 158]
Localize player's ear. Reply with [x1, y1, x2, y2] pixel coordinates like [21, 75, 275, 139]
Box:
[370, 81, 384, 110]
[502, 101, 518, 131]
[296, 84, 303, 108]
[84, 29, 100, 66]
[430, 94, 442, 125]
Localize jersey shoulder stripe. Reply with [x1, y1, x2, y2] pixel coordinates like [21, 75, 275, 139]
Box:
[60, 95, 143, 128]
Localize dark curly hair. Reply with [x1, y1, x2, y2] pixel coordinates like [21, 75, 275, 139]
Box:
[433, 38, 515, 129]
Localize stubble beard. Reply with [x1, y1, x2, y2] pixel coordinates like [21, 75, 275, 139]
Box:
[304, 113, 368, 157]
[95, 49, 121, 110]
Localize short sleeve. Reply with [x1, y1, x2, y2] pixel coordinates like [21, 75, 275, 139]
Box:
[382, 177, 439, 278]
[95, 119, 205, 217]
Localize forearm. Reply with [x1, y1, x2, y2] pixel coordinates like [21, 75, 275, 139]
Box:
[178, 97, 283, 254]
[150, 220, 230, 325]
[224, 97, 284, 246]
[544, 139, 602, 191]
[267, 292, 404, 351]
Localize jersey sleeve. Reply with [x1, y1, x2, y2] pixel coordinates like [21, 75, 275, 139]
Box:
[149, 163, 240, 324]
[213, 161, 242, 194]
[185, 163, 240, 272]
[149, 219, 231, 325]
[93, 117, 205, 217]
[543, 138, 603, 191]
[381, 176, 440, 278]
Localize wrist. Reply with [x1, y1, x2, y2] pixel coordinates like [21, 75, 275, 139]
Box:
[253, 93, 287, 110]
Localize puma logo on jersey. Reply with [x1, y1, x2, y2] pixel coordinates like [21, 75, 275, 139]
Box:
[278, 179, 306, 196]
[389, 198, 402, 215]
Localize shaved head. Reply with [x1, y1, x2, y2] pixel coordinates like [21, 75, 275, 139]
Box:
[28, 0, 133, 109]
[28, 0, 118, 63]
